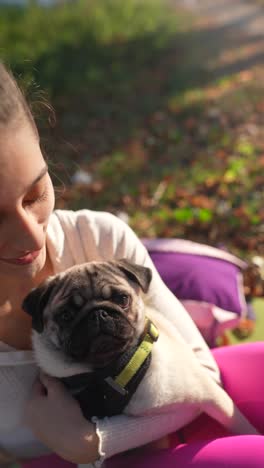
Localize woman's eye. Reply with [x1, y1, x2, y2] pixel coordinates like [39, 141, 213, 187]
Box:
[113, 293, 130, 308]
[24, 185, 48, 206]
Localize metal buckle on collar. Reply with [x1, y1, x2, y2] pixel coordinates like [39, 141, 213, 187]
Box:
[146, 318, 159, 342]
[104, 376, 128, 396]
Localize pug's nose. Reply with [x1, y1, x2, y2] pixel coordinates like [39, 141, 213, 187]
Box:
[97, 309, 108, 320]
[94, 309, 116, 335]
[88, 309, 109, 330]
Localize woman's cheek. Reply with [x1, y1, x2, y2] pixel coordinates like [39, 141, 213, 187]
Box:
[39, 176, 55, 226]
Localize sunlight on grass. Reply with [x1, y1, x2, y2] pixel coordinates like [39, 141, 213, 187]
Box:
[229, 299, 264, 344]
[0, 0, 180, 98]
[167, 87, 206, 109]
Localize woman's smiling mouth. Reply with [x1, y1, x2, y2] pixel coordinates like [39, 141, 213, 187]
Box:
[0, 249, 41, 265]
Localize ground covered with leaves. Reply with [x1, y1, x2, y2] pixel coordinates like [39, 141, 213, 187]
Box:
[1, 0, 263, 259]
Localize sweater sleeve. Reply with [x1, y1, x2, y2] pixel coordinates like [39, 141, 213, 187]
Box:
[74, 210, 221, 463]
[92, 406, 201, 464]
[87, 211, 221, 385]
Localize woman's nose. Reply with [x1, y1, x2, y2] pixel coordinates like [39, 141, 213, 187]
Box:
[8, 207, 45, 252]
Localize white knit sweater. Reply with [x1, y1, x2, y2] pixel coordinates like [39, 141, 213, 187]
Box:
[0, 209, 221, 464]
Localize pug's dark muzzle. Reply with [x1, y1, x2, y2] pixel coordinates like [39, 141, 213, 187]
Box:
[64, 306, 135, 368]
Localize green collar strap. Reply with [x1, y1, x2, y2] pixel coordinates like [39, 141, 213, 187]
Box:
[61, 317, 159, 418]
[105, 317, 159, 395]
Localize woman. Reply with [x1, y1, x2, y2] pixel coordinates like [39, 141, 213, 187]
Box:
[0, 61, 263, 468]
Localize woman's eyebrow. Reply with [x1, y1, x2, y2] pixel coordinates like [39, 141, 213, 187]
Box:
[28, 165, 48, 190]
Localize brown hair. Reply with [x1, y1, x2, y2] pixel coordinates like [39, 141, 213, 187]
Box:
[0, 62, 37, 134]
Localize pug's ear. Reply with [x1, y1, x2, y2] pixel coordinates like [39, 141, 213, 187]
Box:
[116, 259, 152, 293]
[22, 279, 56, 333]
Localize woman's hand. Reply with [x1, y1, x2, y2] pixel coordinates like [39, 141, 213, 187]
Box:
[23, 373, 100, 464]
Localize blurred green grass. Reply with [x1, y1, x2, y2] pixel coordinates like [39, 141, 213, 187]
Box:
[229, 299, 264, 344]
[1, 0, 263, 255]
[0, 0, 181, 98]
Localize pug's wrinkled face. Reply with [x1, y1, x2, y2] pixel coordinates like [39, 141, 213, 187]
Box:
[23, 259, 152, 371]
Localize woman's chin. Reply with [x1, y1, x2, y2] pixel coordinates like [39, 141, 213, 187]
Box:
[30, 247, 48, 280]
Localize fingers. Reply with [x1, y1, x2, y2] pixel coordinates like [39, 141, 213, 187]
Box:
[39, 372, 68, 396]
[39, 371, 56, 387]
[31, 377, 47, 397]
[30, 373, 60, 399]
[23, 378, 47, 426]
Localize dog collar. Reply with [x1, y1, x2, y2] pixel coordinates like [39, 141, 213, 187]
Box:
[61, 317, 159, 418]
[105, 317, 159, 396]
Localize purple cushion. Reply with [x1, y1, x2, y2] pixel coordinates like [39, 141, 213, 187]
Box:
[148, 251, 246, 315]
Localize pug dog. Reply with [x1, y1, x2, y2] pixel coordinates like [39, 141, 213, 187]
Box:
[22, 259, 259, 436]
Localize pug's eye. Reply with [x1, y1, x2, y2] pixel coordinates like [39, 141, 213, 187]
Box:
[71, 294, 84, 308]
[113, 293, 130, 309]
[60, 310, 75, 322]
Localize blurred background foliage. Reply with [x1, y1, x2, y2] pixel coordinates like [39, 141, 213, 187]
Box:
[0, 0, 264, 258]
[0, 0, 178, 97]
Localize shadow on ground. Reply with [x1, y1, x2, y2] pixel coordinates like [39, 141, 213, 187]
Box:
[44, 1, 264, 166]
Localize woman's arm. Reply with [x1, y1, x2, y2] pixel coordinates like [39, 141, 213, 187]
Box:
[91, 213, 223, 461]
[24, 374, 201, 465]
[97, 213, 221, 385]
[26, 210, 220, 465]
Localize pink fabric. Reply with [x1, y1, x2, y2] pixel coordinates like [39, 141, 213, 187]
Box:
[21, 454, 75, 468]
[22, 342, 264, 468]
[106, 342, 264, 468]
[180, 300, 239, 346]
[106, 436, 264, 467]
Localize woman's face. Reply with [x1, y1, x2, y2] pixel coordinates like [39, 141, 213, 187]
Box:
[0, 122, 55, 279]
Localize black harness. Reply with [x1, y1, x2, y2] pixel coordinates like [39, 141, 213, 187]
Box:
[61, 319, 159, 419]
